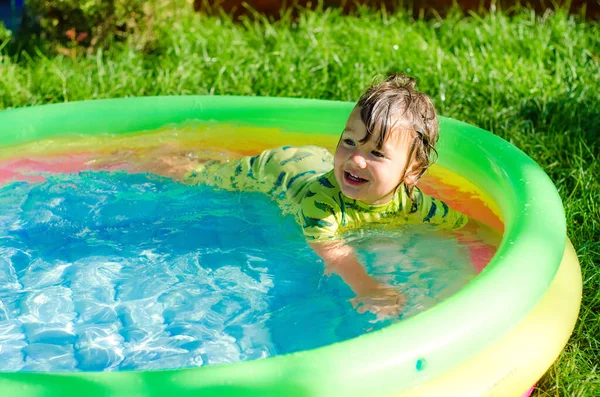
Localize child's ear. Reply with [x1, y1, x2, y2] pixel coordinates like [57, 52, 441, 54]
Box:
[403, 164, 425, 187]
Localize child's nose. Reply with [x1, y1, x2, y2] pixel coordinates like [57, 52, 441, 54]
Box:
[351, 154, 367, 169]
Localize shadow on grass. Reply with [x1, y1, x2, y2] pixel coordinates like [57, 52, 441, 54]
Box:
[516, 94, 599, 188]
[516, 95, 599, 237]
[519, 97, 600, 147]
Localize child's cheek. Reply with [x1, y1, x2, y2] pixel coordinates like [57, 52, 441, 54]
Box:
[335, 145, 351, 159]
[333, 147, 345, 165]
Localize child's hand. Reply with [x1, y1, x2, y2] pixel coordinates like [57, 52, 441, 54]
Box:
[311, 241, 407, 320]
[350, 284, 407, 320]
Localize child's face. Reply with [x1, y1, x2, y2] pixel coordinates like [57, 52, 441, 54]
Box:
[334, 107, 414, 205]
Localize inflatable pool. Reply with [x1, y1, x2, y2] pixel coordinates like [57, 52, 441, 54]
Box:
[0, 96, 581, 396]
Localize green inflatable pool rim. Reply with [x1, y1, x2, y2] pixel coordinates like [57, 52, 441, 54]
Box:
[0, 96, 566, 397]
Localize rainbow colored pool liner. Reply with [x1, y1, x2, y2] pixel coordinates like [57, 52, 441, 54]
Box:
[0, 96, 581, 396]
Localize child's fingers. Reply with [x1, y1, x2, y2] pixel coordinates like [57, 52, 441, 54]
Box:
[351, 287, 407, 319]
[350, 297, 361, 310]
[357, 304, 369, 315]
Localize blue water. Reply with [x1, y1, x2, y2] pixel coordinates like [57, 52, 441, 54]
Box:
[0, 171, 475, 372]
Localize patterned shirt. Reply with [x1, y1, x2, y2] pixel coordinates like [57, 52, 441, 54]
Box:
[184, 145, 467, 242]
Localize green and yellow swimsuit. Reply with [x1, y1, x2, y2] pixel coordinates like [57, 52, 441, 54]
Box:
[184, 146, 467, 242]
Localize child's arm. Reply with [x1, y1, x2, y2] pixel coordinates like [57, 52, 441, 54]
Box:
[300, 186, 407, 318]
[310, 240, 406, 318]
[311, 241, 380, 293]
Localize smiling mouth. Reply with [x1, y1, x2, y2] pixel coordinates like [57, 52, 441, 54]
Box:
[344, 171, 368, 185]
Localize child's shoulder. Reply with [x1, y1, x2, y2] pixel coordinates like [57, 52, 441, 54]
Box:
[261, 145, 332, 171]
[300, 170, 342, 215]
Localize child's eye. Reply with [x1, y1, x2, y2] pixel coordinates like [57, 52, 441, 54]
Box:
[343, 138, 355, 146]
[371, 150, 385, 158]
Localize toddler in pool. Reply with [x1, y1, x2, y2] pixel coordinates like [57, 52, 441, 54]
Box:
[98, 74, 474, 318]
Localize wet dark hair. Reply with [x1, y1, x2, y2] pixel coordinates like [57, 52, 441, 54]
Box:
[356, 74, 439, 204]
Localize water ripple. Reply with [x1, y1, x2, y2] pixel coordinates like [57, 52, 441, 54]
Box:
[0, 171, 481, 372]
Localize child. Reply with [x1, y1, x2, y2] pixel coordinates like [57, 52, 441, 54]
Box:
[94, 74, 471, 318]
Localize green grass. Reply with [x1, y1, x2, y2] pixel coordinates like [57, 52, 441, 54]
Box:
[1, 3, 599, 396]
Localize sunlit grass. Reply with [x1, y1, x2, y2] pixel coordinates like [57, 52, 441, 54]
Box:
[1, 3, 598, 395]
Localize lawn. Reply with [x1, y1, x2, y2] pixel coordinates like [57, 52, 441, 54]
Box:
[0, 2, 598, 396]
